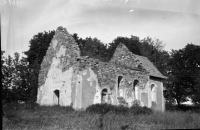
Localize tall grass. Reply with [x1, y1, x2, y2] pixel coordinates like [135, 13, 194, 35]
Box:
[3, 103, 200, 130]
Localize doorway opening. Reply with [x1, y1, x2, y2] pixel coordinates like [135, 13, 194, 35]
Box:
[101, 88, 108, 103]
[54, 90, 60, 105]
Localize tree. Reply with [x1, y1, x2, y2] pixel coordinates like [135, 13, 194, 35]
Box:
[81, 37, 108, 61]
[1, 50, 11, 103]
[24, 30, 55, 103]
[182, 44, 200, 104]
[73, 34, 109, 62]
[2, 51, 31, 103]
[107, 36, 141, 61]
[12, 53, 30, 102]
[2, 54, 16, 103]
[140, 37, 170, 75]
[166, 44, 200, 106]
[25, 30, 55, 65]
[72, 33, 84, 51]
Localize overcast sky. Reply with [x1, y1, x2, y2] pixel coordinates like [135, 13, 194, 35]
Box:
[1, 0, 200, 56]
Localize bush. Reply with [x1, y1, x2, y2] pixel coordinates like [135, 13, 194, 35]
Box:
[151, 101, 157, 109]
[166, 104, 200, 113]
[129, 105, 153, 115]
[24, 102, 40, 110]
[132, 100, 141, 106]
[117, 97, 128, 107]
[114, 105, 129, 115]
[86, 103, 153, 115]
[86, 104, 129, 115]
[165, 102, 175, 111]
[86, 104, 117, 114]
[3, 102, 21, 118]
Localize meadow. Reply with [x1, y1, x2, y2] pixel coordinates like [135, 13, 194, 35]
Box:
[3, 103, 200, 130]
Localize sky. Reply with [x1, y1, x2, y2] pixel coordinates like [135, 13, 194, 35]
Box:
[1, 0, 200, 57]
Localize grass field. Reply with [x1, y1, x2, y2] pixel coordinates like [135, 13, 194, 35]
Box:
[3, 103, 200, 130]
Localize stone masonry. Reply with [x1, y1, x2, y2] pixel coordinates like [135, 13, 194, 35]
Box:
[37, 26, 166, 111]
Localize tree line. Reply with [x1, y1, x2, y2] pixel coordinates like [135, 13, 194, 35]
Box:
[2, 30, 200, 106]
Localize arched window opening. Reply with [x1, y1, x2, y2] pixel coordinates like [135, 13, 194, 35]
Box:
[133, 80, 139, 91]
[151, 84, 155, 90]
[101, 88, 108, 103]
[118, 76, 124, 98]
[118, 76, 123, 90]
[133, 80, 139, 100]
[118, 76, 126, 98]
[151, 84, 157, 102]
[138, 64, 143, 69]
[54, 90, 60, 105]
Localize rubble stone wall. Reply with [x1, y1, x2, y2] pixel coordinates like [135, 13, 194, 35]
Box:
[75, 56, 149, 107]
[81, 68, 97, 109]
[37, 26, 164, 111]
[37, 26, 80, 106]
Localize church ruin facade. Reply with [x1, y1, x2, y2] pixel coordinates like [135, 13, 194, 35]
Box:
[37, 26, 166, 111]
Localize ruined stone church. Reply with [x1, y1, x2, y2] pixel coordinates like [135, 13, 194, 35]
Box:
[37, 26, 166, 111]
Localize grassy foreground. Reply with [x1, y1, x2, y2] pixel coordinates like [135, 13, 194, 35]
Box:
[3, 103, 200, 130]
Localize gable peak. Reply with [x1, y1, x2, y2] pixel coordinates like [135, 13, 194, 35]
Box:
[116, 43, 130, 53]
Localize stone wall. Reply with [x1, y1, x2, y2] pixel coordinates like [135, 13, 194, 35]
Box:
[76, 56, 149, 91]
[110, 43, 146, 71]
[37, 26, 80, 106]
[75, 56, 149, 107]
[38, 26, 80, 87]
[37, 26, 164, 111]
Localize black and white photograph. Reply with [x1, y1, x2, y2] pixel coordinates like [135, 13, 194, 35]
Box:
[1, 0, 200, 129]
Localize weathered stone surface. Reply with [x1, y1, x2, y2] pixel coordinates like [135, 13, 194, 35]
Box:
[37, 26, 80, 106]
[37, 26, 165, 111]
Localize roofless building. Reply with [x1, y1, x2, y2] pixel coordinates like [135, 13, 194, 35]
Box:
[37, 26, 166, 111]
